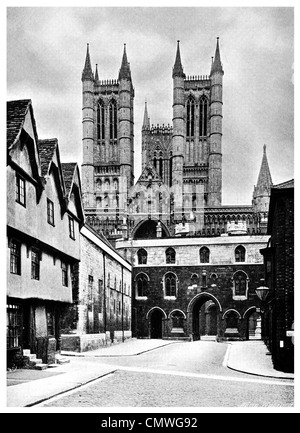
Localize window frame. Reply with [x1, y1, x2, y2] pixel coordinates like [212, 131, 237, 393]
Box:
[136, 273, 149, 299]
[15, 173, 26, 207]
[10, 240, 21, 275]
[137, 248, 148, 265]
[235, 245, 246, 263]
[69, 216, 75, 240]
[166, 247, 176, 265]
[31, 248, 40, 280]
[164, 272, 177, 299]
[7, 304, 22, 349]
[61, 261, 68, 287]
[47, 198, 55, 226]
[200, 246, 210, 264]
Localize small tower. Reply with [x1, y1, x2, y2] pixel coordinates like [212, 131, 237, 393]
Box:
[253, 144, 273, 213]
[118, 44, 135, 193]
[142, 101, 150, 170]
[208, 37, 224, 207]
[81, 43, 95, 208]
[172, 41, 185, 215]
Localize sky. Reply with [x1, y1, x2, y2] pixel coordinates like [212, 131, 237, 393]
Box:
[6, 5, 294, 205]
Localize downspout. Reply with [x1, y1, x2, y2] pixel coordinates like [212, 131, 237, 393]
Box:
[122, 265, 124, 343]
[103, 251, 107, 334]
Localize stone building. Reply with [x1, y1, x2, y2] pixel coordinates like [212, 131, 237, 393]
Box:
[7, 100, 84, 367]
[61, 223, 132, 352]
[82, 39, 272, 241]
[79, 38, 274, 341]
[260, 180, 294, 373]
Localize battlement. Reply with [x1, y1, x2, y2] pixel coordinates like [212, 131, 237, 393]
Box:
[185, 75, 210, 82]
[184, 76, 211, 89]
[149, 124, 173, 135]
[96, 79, 119, 87]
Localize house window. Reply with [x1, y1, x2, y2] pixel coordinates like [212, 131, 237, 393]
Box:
[137, 249, 148, 265]
[47, 199, 55, 226]
[47, 309, 55, 337]
[7, 304, 22, 349]
[234, 271, 247, 296]
[61, 261, 68, 287]
[31, 248, 40, 280]
[200, 246, 210, 263]
[10, 240, 21, 275]
[166, 247, 176, 264]
[69, 216, 75, 240]
[15, 174, 26, 206]
[165, 273, 177, 297]
[136, 273, 148, 298]
[235, 245, 246, 262]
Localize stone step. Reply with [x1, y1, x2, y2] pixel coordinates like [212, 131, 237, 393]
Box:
[29, 358, 43, 367]
[55, 357, 70, 365]
[23, 349, 31, 356]
[23, 354, 37, 361]
[34, 364, 48, 371]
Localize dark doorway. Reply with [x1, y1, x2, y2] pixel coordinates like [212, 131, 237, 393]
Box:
[134, 220, 168, 240]
[150, 309, 163, 339]
[192, 297, 220, 341]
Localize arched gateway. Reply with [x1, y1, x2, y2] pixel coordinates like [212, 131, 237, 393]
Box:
[187, 293, 222, 341]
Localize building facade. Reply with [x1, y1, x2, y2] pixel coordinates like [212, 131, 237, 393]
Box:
[260, 180, 294, 373]
[7, 100, 84, 367]
[61, 224, 132, 352]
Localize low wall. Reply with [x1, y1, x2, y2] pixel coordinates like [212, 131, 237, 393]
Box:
[61, 331, 132, 353]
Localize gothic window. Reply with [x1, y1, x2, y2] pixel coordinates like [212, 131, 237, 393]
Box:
[136, 273, 148, 298]
[170, 310, 184, 329]
[166, 247, 176, 264]
[97, 99, 105, 140]
[234, 271, 248, 296]
[113, 178, 119, 191]
[96, 179, 102, 190]
[153, 157, 157, 170]
[104, 179, 110, 191]
[200, 246, 210, 263]
[169, 157, 173, 187]
[226, 311, 239, 329]
[199, 96, 208, 137]
[109, 99, 117, 140]
[137, 249, 148, 265]
[165, 272, 177, 297]
[235, 245, 246, 263]
[186, 97, 195, 138]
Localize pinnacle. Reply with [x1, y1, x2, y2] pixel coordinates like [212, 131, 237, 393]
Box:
[142, 101, 150, 130]
[173, 40, 185, 79]
[210, 37, 224, 75]
[82, 43, 93, 81]
[255, 145, 273, 195]
[119, 43, 131, 81]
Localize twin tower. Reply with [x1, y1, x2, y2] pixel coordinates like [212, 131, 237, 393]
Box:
[81, 39, 224, 232]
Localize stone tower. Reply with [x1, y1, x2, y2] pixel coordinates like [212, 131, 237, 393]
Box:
[81, 44, 134, 235]
[208, 38, 224, 207]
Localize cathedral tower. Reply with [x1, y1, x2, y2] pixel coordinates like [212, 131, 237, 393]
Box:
[208, 38, 224, 207]
[81, 44, 135, 237]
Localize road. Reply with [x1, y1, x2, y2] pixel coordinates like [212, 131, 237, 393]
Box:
[39, 341, 294, 408]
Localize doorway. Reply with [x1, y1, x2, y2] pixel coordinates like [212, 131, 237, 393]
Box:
[150, 309, 164, 339]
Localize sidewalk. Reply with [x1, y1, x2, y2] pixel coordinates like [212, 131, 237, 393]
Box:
[226, 340, 294, 380]
[7, 339, 177, 407]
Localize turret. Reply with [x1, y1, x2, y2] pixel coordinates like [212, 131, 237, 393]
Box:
[208, 37, 224, 207]
[118, 44, 135, 194]
[81, 43, 95, 208]
[142, 101, 150, 169]
[253, 145, 273, 213]
[172, 41, 185, 215]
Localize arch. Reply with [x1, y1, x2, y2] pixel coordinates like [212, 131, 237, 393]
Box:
[168, 309, 187, 320]
[137, 248, 148, 265]
[243, 306, 257, 320]
[186, 96, 195, 138]
[187, 292, 222, 314]
[97, 98, 105, 140]
[199, 95, 208, 137]
[222, 309, 242, 320]
[235, 245, 246, 262]
[135, 272, 149, 298]
[132, 218, 170, 240]
[109, 98, 117, 140]
[146, 306, 167, 320]
[166, 247, 176, 264]
[232, 270, 249, 297]
[164, 271, 177, 297]
[200, 246, 210, 263]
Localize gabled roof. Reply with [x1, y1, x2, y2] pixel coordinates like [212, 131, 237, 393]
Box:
[137, 162, 163, 184]
[61, 162, 84, 224]
[272, 179, 294, 190]
[7, 99, 36, 150]
[38, 138, 58, 177]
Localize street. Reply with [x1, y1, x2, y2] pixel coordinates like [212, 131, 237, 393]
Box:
[38, 341, 294, 408]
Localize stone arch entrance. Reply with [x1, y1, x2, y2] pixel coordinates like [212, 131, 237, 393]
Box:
[188, 293, 222, 341]
[132, 219, 170, 240]
[147, 307, 166, 339]
[244, 307, 262, 340]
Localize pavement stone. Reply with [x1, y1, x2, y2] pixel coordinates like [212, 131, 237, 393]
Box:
[226, 341, 294, 380]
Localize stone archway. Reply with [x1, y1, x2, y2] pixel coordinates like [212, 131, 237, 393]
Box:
[244, 307, 262, 340]
[147, 307, 167, 339]
[187, 293, 222, 341]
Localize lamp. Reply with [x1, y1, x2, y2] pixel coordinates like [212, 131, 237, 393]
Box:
[255, 286, 270, 302]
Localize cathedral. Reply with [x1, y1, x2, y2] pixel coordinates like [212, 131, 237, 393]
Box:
[81, 39, 273, 341]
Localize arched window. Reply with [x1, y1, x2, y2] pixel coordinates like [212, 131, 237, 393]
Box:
[113, 178, 119, 191]
[104, 179, 110, 191]
[109, 99, 117, 140]
[169, 157, 173, 187]
[186, 97, 195, 138]
[200, 246, 210, 263]
[137, 249, 148, 265]
[166, 247, 176, 264]
[170, 310, 185, 329]
[136, 273, 148, 298]
[96, 179, 102, 190]
[199, 96, 208, 137]
[97, 99, 105, 140]
[235, 245, 246, 262]
[234, 271, 247, 296]
[165, 273, 177, 297]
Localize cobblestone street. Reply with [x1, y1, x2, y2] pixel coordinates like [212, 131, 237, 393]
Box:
[39, 341, 294, 408]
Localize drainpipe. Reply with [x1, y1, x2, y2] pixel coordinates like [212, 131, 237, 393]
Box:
[122, 266, 124, 343]
[103, 252, 107, 334]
